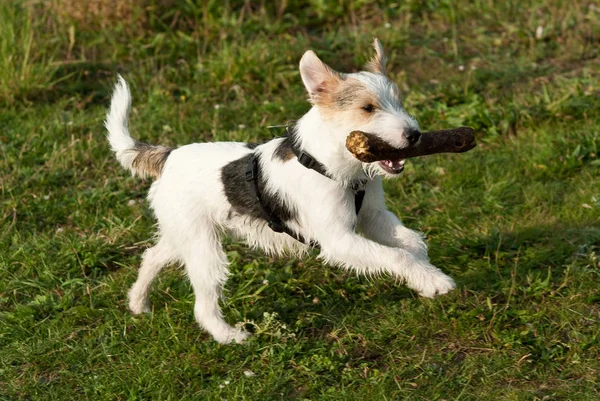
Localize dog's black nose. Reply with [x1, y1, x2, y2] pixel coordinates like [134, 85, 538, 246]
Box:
[404, 127, 421, 144]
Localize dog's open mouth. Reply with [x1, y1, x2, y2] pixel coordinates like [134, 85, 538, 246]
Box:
[378, 159, 405, 174]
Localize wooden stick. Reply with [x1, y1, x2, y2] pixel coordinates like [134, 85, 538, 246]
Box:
[346, 127, 476, 163]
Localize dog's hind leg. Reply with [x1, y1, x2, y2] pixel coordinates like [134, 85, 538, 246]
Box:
[183, 228, 249, 344]
[128, 236, 177, 314]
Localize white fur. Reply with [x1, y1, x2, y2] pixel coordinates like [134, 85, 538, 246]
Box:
[107, 43, 456, 344]
[105, 75, 137, 172]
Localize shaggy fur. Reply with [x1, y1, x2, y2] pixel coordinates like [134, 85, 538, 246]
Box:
[106, 39, 456, 344]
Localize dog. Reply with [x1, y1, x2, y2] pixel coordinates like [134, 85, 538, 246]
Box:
[106, 39, 456, 344]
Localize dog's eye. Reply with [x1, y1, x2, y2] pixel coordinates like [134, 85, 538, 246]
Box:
[362, 104, 375, 113]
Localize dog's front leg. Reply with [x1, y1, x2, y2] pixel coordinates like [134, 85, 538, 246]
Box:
[358, 208, 429, 261]
[357, 178, 429, 260]
[319, 231, 455, 298]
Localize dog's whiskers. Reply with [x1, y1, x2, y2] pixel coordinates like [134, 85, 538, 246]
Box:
[362, 163, 379, 180]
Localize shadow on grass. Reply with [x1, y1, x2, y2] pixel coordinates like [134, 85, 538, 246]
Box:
[440, 221, 600, 292]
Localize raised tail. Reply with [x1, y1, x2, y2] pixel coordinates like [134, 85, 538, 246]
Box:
[105, 75, 172, 179]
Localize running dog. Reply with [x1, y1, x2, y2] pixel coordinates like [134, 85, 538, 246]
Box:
[106, 39, 456, 344]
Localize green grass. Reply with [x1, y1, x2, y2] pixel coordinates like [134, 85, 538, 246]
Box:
[1, 0, 600, 399]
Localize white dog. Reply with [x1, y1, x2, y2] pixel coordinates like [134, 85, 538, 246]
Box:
[106, 39, 456, 344]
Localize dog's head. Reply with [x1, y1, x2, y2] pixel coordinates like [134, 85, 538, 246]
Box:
[299, 38, 418, 178]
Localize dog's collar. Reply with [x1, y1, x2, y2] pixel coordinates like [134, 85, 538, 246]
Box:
[286, 123, 331, 180]
[285, 122, 367, 192]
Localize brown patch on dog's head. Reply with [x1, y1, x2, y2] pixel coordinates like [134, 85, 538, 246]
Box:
[365, 38, 387, 75]
[131, 142, 172, 178]
[333, 81, 371, 108]
[316, 78, 380, 125]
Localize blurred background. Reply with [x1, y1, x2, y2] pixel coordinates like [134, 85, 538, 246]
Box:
[4, 0, 599, 136]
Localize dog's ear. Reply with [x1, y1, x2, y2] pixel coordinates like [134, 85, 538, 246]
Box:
[366, 38, 387, 75]
[299, 50, 341, 101]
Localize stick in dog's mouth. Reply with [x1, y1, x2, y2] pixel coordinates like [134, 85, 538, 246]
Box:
[346, 127, 477, 164]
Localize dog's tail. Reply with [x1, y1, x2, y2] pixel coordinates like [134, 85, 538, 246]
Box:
[105, 75, 172, 179]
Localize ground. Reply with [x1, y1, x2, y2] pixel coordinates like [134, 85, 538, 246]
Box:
[1, 1, 600, 400]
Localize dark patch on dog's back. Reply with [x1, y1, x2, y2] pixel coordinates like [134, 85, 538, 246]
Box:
[245, 142, 260, 149]
[221, 153, 297, 223]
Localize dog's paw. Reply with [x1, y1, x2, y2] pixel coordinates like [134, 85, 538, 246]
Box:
[213, 326, 250, 344]
[128, 289, 151, 314]
[408, 265, 456, 298]
[129, 299, 151, 314]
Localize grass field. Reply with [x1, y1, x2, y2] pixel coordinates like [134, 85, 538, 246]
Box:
[1, 1, 600, 399]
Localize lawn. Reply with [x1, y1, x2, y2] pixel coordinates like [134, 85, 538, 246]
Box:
[1, 1, 600, 400]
